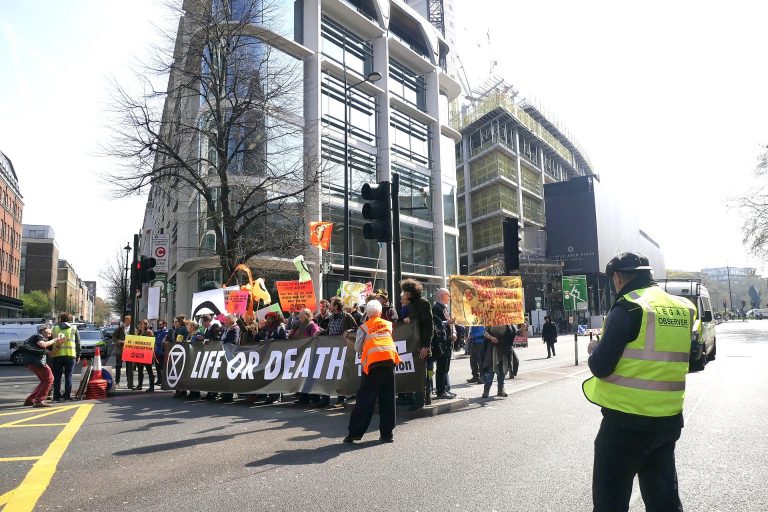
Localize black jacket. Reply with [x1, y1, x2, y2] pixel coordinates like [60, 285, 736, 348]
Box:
[408, 296, 434, 349]
[542, 322, 558, 343]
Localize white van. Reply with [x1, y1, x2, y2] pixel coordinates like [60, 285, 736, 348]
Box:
[0, 324, 46, 365]
[747, 308, 768, 319]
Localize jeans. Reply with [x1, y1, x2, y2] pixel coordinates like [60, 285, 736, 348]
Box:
[593, 418, 684, 512]
[483, 360, 505, 395]
[348, 364, 396, 438]
[26, 364, 53, 403]
[51, 356, 76, 400]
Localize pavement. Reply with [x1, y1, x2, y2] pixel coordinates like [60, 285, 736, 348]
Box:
[0, 322, 766, 511]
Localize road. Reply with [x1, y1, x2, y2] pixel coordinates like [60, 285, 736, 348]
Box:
[0, 321, 766, 511]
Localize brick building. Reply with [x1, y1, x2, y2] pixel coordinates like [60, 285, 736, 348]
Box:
[0, 151, 23, 317]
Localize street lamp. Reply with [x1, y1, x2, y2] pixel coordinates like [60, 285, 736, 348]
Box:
[343, 66, 382, 281]
[122, 242, 131, 320]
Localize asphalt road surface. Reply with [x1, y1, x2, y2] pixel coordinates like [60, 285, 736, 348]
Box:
[1, 321, 766, 511]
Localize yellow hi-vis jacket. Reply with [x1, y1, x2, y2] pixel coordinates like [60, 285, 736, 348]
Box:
[51, 324, 78, 358]
[359, 317, 401, 374]
[583, 286, 696, 417]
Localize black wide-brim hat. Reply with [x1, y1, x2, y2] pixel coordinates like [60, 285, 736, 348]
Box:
[605, 252, 653, 277]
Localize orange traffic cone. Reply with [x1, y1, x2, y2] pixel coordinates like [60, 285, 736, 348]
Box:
[85, 347, 108, 400]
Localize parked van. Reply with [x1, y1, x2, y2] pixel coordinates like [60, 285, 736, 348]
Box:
[656, 280, 716, 372]
[0, 324, 47, 365]
[747, 308, 768, 319]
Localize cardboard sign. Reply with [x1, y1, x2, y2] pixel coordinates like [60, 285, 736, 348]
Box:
[339, 281, 367, 308]
[256, 303, 282, 321]
[449, 275, 525, 327]
[276, 280, 317, 313]
[225, 290, 250, 314]
[122, 335, 155, 365]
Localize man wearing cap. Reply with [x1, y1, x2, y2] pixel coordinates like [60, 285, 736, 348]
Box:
[583, 252, 696, 512]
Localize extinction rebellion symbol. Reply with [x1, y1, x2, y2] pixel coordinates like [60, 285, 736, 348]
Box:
[166, 344, 186, 388]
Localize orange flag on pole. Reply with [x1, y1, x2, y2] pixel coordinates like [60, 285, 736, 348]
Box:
[309, 221, 334, 251]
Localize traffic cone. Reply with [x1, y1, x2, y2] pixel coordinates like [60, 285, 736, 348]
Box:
[85, 347, 108, 400]
[80, 357, 89, 376]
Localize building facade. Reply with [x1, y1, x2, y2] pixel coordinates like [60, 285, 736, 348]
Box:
[140, 0, 462, 318]
[0, 151, 24, 317]
[21, 225, 60, 302]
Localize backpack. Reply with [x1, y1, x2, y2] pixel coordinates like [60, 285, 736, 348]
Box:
[21, 334, 46, 355]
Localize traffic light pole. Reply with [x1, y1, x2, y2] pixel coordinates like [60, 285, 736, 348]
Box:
[390, 174, 401, 309]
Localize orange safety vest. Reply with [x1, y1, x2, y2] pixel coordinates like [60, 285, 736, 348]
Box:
[360, 317, 401, 375]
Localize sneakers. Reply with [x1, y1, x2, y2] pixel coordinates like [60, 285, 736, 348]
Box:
[435, 391, 457, 399]
[33, 401, 52, 408]
[23, 399, 34, 406]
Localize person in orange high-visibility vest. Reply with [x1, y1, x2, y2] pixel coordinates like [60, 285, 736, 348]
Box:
[344, 299, 401, 444]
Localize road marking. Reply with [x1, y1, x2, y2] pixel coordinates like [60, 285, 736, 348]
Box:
[0, 406, 78, 428]
[2, 423, 68, 428]
[0, 457, 40, 462]
[2, 404, 93, 512]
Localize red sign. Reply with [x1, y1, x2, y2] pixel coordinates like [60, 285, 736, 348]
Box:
[155, 246, 166, 258]
[122, 335, 154, 364]
[276, 280, 317, 313]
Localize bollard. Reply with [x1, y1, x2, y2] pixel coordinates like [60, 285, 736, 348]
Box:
[574, 332, 579, 366]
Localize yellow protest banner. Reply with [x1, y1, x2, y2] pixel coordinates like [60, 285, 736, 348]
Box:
[122, 335, 155, 364]
[449, 275, 525, 327]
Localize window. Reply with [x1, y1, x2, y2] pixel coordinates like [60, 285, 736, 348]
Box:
[390, 110, 430, 166]
[472, 218, 503, 251]
[394, 164, 431, 221]
[322, 206, 381, 269]
[444, 234, 458, 276]
[521, 137, 538, 164]
[443, 184, 456, 227]
[400, 224, 435, 275]
[389, 60, 426, 109]
[321, 137, 377, 201]
[321, 16, 373, 76]
[321, 72, 377, 143]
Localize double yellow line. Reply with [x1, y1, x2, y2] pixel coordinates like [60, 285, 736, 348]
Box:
[0, 404, 93, 512]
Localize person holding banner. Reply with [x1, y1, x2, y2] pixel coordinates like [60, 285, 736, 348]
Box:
[136, 320, 155, 391]
[400, 278, 434, 413]
[344, 300, 401, 444]
[113, 315, 133, 389]
[432, 289, 457, 400]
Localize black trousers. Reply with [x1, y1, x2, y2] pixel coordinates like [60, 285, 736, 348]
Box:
[137, 363, 154, 388]
[348, 364, 395, 438]
[434, 348, 451, 394]
[546, 341, 556, 357]
[593, 418, 684, 512]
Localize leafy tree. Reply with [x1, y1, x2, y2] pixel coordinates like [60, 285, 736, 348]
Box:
[20, 290, 52, 318]
[99, 251, 130, 317]
[94, 297, 111, 325]
[106, 0, 316, 279]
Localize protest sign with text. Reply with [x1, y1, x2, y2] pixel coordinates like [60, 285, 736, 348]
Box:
[450, 275, 525, 326]
[225, 289, 250, 314]
[122, 335, 155, 364]
[276, 280, 317, 312]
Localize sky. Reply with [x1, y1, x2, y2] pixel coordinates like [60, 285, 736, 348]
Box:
[0, 1, 766, 302]
[453, 0, 768, 274]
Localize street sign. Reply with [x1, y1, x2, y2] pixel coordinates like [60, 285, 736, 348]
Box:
[151, 234, 170, 273]
[535, 296, 542, 309]
[562, 275, 588, 311]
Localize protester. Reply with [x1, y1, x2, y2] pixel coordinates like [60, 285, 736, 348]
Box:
[315, 297, 358, 408]
[377, 289, 399, 322]
[289, 308, 320, 339]
[466, 325, 486, 384]
[347, 303, 363, 326]
[344, 300, 400, 444]
[172, 315, 189, 342]
[112, 315, 133, 389]
[202, 315, 223, 401]
[542, 315, 558, 358]
[173, 321, 198, 399]
[482, 326, 514, 398]
[217, 314, 241, 403]
[399, 293, 410, 322]
[315, 299, 331, 333]
[584, 252, 695, 511]
[400, 278, 434, 412]
[432, 288, 456, 399]
[237, 311, 259, 345]
[245, 312, 288, 405]
[152, 320, 170, 391]
[22, 325, 56, 407]
[50, 312, 81, 402]
[182, 320, 204, 400]
[136, 319, 155, 391]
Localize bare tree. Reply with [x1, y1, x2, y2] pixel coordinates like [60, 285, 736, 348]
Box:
[742, 145, 768, 257]
[99, 251, 130, 317]
[106, 0, 316, 279]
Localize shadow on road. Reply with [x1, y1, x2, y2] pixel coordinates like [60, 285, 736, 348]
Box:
[246, 442, 359, 468]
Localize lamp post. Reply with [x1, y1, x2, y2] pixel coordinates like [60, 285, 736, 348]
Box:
[122, 242, 131, 321]
[342, 44, 381, 281]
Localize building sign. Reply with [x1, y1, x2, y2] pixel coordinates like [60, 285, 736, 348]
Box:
[562, 275, 588, 311]
[151, 234, 170, 273]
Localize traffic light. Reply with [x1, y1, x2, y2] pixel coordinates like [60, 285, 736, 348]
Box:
[742, 299, 747, 309]
[723, 300, 727, 310]
[503, 217, 522, 272]
[138, 256, 157, 283]
[361, 181, 391, 242]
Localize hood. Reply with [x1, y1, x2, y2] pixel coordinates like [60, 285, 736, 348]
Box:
[59, 322, 71, 329]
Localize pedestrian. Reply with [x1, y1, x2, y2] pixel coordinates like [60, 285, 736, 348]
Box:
[247, 312, 288, 405]
[317, 296, 358, 407]
[237, 311, 259, 345]
[289, 308, 320, 339]
[482, 326, 512, 398]
[50, 312, 81, 402]
[432, 288, 456, 399]
[216, 314, 241, 403]
[344, 300, 401, 444]
[173, 320, 199, 399]
[112, 315, 133, 389]
[347, 303, 363, 326]
[315, 299, 332, 333]
[400, 278, 434, 412]
[466, 325, 485, 384]
[202, 315, 224, 401]
[171, 315, 189, 342]
[22, 325, 56, 407]
[185, 319, 207, 400]
[583, 252, 695, 512]
[542, 315, 558, 358]
[135, 319, 155, 391]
